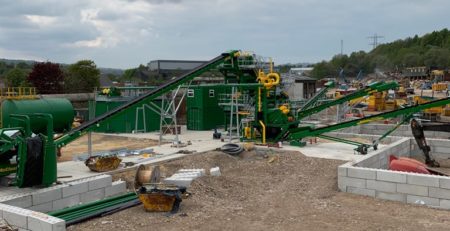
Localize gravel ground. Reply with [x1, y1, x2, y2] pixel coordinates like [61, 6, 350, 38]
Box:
[59, 133, 159, 162]
[69, 149, 450, 231]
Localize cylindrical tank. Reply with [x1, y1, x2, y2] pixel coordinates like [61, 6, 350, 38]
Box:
[2, 99, 74, 134]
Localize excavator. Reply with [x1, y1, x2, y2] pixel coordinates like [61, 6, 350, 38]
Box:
[411, 118, 450, 167]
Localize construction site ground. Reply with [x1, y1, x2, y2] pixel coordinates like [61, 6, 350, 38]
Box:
[59, 133, 160, 162]
[69, 149, 450, 231]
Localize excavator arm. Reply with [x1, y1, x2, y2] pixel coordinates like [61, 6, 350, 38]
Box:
[411, 119, 450, 167]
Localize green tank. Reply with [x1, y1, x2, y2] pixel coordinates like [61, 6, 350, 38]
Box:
[2, 99, 74, 134]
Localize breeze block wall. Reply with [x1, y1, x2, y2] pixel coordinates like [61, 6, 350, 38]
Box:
[0, 174, 128, 231]
[338, 137, 450, 210]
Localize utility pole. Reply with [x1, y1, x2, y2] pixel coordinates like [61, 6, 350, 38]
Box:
[340, 39, 343, 56]
[368, 33, 384, 49]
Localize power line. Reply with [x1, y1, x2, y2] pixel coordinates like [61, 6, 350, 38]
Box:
[368, 33, 384, 49]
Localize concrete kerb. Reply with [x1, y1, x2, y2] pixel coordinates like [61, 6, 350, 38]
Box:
[338, 136, 450, 210]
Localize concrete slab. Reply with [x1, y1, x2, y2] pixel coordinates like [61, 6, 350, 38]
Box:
[283, 142, 371, 162]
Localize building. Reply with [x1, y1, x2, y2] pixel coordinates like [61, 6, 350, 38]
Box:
[402, 66, 428, 80]
[148, 60, 207, 74]
[283, 74, 317, 100]
[290, 67, 313, 76]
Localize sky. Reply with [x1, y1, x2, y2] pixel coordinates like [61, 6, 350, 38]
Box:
[0, 0, 449, 69]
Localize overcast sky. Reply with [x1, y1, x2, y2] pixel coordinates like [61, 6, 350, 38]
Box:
[0, 0, 448, 69]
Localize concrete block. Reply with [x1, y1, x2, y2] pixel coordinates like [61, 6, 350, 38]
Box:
[376, 191, 406, 203]
[439, 177, 450, 189]
[105, 181, 127, 198]
[52, 194, 80, 211]
[209, 167, 221, 176]
[429, 187, 450, 200]
[337, 166, 347, 177]
[3, 195, 32, 208]
[338, 176, 366, 189]
[163, 177, 193, 188]
[406, 195, 439, 207]
[172, 172, 202, 179]
[367, 180, 397, 193]
[32, 188, 62, 206]
[439, 199, 450, 210]
[377, 170, 407, 183]
[396, 184, 428, 196]
[407, 174, 439, 187]
[62, 181, 88, 198]
[434, 146, 449, 154]
[29, 202, 53, 213]
[81, 188, 105, 203]
[88, 175, 112, 191]
[178, 169, 206, 176]
[2, 206, 31, 228]
[346, 186, 376, 197]
[347, 167, 376, 179]
[27, 212, 65, 231]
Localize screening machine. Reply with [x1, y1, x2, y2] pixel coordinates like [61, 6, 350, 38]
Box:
[0, 50, 448, 188]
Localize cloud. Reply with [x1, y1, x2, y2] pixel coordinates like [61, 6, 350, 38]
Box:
[25, 15, 57, 26]
[0, 0, 449, 68]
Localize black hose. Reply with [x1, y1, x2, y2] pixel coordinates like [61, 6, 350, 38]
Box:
[220, 143, 244, 156]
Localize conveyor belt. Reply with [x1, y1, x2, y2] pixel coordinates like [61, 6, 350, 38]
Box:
[288, 97, 450, 140]
[297, 81, 398, 119]
[56, 51, 236, 146]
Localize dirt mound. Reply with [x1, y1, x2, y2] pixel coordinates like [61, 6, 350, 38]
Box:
[70, 150, 450, 231]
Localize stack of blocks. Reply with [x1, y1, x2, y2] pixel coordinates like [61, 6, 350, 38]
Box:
[0, 203, 65, 231]
[0, 174, 127, 231]
[338, 137, 450, 210]
[163, 169, 205, 188]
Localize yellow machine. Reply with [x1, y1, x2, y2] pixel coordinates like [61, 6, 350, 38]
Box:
[413, 96, 444, 114]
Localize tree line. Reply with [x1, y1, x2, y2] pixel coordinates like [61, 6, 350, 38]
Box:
[310, 28, 450, 79]
[0, 60, 100, 94]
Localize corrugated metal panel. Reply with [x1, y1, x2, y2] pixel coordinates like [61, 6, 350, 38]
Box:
[88, 99, 162, 133]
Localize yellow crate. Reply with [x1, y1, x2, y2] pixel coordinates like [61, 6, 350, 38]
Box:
[444, 108, 450, 116]
[432, 83, 447, 91]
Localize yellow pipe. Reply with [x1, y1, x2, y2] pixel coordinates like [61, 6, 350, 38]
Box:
[259, 120, 266, 144]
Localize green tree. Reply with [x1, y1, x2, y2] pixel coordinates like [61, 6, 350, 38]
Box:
[423, 48, 450, 68]
[122, 68, 137, 81]
[311, 61, 334, 79]
[5, 68, 28, 87]
[65, 60, 100, 93]
[402, 53, 423, 67]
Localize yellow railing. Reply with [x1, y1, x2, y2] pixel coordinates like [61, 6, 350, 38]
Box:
[0, 87, 38, 127]
[0, 87, 38, 100]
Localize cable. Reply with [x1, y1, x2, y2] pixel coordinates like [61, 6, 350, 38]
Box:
[220, 143, 244, 156]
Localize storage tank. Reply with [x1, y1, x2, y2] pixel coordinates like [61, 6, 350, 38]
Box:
[1, 99, 74, 134]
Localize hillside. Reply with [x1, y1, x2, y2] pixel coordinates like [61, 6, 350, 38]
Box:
[311, 28, 450, 79]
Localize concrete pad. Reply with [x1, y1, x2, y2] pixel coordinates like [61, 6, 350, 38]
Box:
[283, 142, 371, 161]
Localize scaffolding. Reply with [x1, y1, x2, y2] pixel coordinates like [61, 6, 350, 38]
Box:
[218, 88, 254, 141]
[135, 84, 189, 146]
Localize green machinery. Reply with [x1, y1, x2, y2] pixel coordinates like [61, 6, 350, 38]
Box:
[0, 51, 241, 188]
[216, 52, 450, 154]
[0, 98, 74, 187]
[0, 50, 449, 188]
